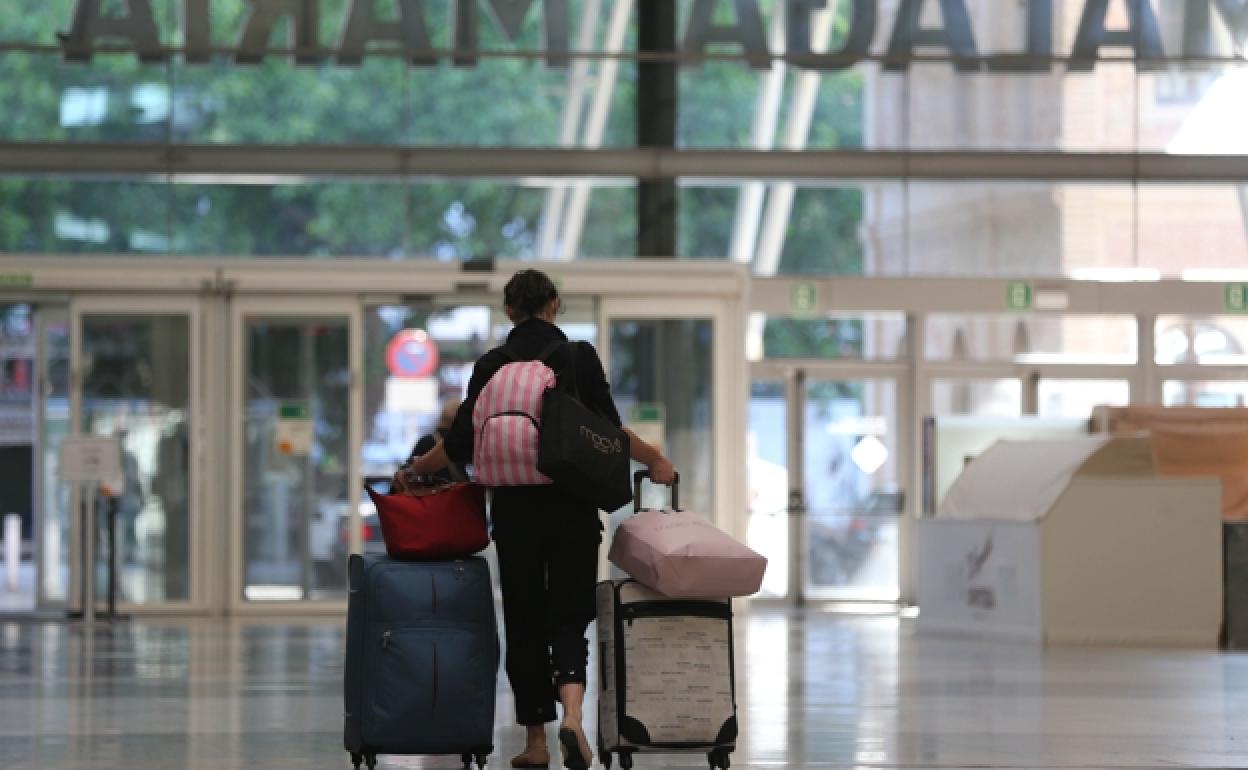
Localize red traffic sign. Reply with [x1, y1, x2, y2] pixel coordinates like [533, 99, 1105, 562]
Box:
[386, 329, 439, 379]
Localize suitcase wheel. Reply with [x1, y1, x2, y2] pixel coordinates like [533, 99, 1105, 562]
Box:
[474, 752, 489, 769]
[601, 750, 611, 770]
[618, 751, 633, 770]
[350, 752, 363, 770]
[365, 753, 377, 770]
[707, 749, 731, 770]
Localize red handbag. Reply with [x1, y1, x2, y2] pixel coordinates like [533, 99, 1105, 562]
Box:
[365, 481, 489, 560]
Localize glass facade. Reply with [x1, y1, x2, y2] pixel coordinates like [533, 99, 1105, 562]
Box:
[0, 2, 1242, 271]
[2, 0, 1248, 610]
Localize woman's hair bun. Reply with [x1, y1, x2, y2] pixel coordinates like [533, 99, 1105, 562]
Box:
[503, 269, 559, 318]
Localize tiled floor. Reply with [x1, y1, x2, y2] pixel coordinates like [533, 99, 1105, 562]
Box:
[1, 609, 1246, 769]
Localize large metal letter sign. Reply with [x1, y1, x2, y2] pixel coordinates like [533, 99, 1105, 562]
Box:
[1070, 0, 1165, 71]
[1183, 0, 1248, 57]
[787, 0, 876, 70]
[453, 0, 569, 66]
[184, 0, 212, 62]
[885, 0, 979, 71]
[339, 0, 436, 66]
[683, 0, 772, 69]
[58, 0, 1232, 72]
[62, 0, 164, 62]
[236, 0, 325, 64]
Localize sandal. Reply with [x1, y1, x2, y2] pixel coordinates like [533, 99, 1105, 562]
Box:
[511, 749, 550, 769]
[558, 726, 592, 770]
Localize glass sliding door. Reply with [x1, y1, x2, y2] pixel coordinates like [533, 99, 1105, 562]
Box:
[608, 318, 715, 515]
[599, 296, 744, 557]
[233, 300, 359, 606]
[71, 299, 199, 609]
[803, 378, 903, 602]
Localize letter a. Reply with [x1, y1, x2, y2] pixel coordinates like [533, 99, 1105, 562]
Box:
[1070, 0, 1165, 71]
[61, 0, 165, 62]
[885, 0, 979, 72]
[683, 0, 771, 69]
[787, 0, 876, 71]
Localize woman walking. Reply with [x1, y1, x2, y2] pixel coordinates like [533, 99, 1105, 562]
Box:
[407, 269, 676, 770]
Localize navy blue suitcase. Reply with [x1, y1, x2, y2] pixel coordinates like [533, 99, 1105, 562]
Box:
[344, 554, 499, 770]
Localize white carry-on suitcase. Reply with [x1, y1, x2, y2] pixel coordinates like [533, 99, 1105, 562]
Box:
[595, 576, 738, 770]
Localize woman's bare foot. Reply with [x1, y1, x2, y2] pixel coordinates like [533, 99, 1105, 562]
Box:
[511, 725, 550, 769]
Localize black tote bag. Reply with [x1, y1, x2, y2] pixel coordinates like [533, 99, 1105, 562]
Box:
[537, 342, 633, 512]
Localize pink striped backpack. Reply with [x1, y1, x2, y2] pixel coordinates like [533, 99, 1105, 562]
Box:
[471, 342, 566, 487]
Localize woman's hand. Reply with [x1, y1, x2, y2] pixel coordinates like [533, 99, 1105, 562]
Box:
[647, 456, 677, 486]
[408, 440, 450, 476]
[623, 427, 677, 485]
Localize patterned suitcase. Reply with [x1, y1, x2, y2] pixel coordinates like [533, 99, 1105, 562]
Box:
[344, 554, 499, 770]
[596, 578, 738, 770]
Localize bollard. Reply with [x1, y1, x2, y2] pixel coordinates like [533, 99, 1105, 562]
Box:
[3, 514, 19, 593]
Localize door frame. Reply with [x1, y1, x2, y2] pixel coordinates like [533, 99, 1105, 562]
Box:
[227, 296, 363, 616]
[34, 302, 68, 610]
[751, 359, 910, 603]
[598, 295, 748, 542]
[69, 294, 206, 615]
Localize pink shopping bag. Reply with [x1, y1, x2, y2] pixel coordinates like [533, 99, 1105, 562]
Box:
[608, 471, 767, 599]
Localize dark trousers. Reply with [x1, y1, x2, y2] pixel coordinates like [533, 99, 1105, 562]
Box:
[492, 486, 601, 726]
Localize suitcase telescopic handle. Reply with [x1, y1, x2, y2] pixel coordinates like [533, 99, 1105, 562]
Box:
[633, 469, 680, 513]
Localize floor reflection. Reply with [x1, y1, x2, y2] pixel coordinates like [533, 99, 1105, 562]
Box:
[0, 608, 1246, 769]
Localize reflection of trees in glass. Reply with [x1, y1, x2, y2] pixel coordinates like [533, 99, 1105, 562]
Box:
[678, 0, 866, 267]
[0, 0, 637, 257]
[1, 1, 863, 269]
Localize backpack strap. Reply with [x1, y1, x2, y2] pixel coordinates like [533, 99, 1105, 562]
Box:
[495, 346, 519, 364]
[538, 340, 581, 400]
[536, 340, 566, 363]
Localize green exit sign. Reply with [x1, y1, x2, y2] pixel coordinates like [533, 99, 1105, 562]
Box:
[1006, 281, 1033, 311]
[790, 282, 818, 315]
[279, 402, 310, 420]
[630, 404, 665, 423]
[1227, 284, 1248, 313]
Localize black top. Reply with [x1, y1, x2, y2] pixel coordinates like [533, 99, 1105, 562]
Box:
[442, 318, 623, 466]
